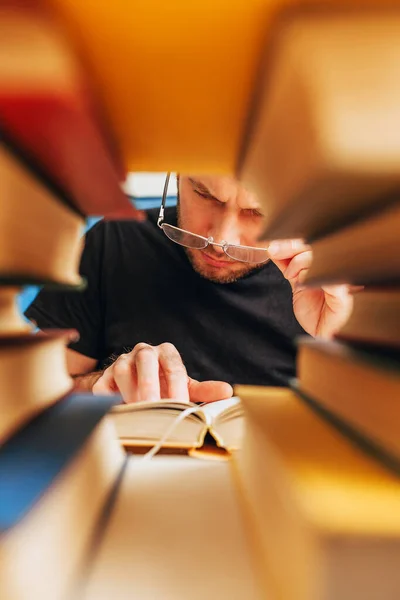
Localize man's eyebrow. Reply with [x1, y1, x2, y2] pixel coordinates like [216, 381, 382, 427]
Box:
[188, 178, 220, 201]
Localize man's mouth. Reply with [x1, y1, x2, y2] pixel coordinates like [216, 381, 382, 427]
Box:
[200, 251, 233, 268]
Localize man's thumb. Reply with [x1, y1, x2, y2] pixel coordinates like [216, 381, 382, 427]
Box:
[188, 379, 233, 403]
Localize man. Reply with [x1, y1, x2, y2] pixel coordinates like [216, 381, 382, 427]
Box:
[26, 174, 352, 403]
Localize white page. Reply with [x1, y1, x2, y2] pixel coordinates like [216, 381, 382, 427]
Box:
[200, 396, 241, 423]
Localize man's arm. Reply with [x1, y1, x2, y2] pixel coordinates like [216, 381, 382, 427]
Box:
[66, 348, 103, 392]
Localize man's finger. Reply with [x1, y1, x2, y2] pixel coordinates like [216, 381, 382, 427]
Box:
[135, 345, 161, 403]
[111, 353, 139, 404]
[158, 342, 190, 402]
[271, 250, 313, 290]
[283, 250, 313, 284]
[188, 379, 233, 404]
[92, 365, 119, 395]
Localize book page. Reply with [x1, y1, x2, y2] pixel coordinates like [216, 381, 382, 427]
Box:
[199, 396, 241, 424]
[111, 400, 201, 417]
[110, 401, 208, 448]
[201, 397, 244, 450]
[110, 398, 242, 449]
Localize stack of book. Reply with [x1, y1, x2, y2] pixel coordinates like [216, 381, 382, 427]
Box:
[4, 2, 400, 599]
[1, 5, 259, 599]
[0, 0, 131, 216]
[235, 7, 400, 600]
[0, 3, 129, 599]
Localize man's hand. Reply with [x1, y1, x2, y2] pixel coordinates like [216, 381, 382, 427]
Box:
[92, 342, 233, 404]
[268, 240, 355, 338]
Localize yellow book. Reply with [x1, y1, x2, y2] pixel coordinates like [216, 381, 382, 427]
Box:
[235, 385, 400, 600]
[81, 457, 264, 600]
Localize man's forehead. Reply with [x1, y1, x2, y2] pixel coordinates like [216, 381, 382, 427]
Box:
[186, 174, 261, 209]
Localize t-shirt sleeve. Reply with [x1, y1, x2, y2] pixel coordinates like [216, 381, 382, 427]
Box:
[25, 220, 106, 360]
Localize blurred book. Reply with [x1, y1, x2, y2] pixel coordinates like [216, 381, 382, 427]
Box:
[0, 332, 72, 445]
[0, 143, 85, 288]
[0, 396, 124, 600]
[235, 385, 400, 600]
[80, 457, 263, 600]
[304, 202, 400, 286]
[296, 337, 400, 465]
[0, 1, 130, 217]
[0, 288, 32, 335]
[337, 288, 400, 348]
[240, 10, 400, 242]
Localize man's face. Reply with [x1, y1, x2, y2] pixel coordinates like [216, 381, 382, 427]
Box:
[177, 175, 267, 283]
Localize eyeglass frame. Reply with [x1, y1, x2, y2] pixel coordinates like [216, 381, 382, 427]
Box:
[157, 173, 270, 264]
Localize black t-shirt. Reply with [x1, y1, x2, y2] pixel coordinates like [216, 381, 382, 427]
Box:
[25, 207, 306, 386]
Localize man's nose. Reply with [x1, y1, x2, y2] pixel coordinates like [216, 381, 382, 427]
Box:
[209, 215, 241, 250]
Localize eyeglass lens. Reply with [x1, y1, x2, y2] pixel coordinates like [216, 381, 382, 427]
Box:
[162, 224, 269, 263]
[162, 224, 208, 249]
[224, 245, 269, 264]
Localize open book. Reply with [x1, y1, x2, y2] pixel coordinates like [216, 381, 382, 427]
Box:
[109, 397, 243, 451]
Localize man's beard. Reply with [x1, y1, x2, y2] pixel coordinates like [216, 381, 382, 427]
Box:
[177, 202, 265, 284]
[183, 247, 265, 283]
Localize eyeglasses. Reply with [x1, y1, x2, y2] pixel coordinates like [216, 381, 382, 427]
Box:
[157, 173, 270, 264]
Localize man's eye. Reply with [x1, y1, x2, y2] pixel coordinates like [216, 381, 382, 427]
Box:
[193, 189, 209, 198]
[243, 208, 263, 218]
[194, 190, 220, 203]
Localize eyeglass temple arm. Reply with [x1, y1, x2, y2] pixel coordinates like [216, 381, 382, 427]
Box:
[157, 172, 171, 227]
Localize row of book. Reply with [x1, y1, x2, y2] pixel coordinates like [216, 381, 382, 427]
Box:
[0, 2, 132, 599]
[233, 8, 400, 600]
[2, 2, 400, 599]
